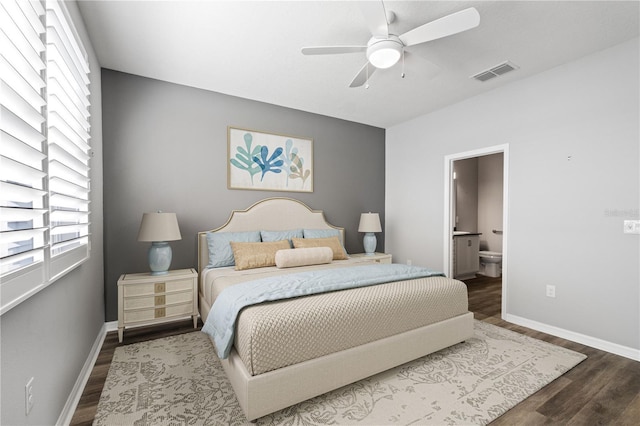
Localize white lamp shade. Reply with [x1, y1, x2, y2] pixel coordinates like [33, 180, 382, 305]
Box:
[137, 212, 182, 242]
[358, 213, 382, 233]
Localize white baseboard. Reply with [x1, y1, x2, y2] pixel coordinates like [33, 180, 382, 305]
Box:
[504, 313, 640, 362]
[57, 323, 108, 426]
[105, 320, 118, 332]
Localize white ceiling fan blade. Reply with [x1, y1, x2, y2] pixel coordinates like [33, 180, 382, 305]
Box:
[349, 62, 376, 88]
[301, 46, 366, 55]
[358, 0, 389, 37]
[403, 51, 440, 79]
[399, 7, 480, 47]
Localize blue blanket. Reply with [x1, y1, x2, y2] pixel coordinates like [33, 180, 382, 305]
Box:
[201, 263, 444, 359]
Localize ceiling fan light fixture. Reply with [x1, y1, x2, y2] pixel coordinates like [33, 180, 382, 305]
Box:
[366, 37, 403, 69]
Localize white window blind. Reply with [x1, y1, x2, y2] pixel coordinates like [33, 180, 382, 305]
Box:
[46, 0, 90, 264]
[0, 0, 90, 315]
[0, 0, 47, 278]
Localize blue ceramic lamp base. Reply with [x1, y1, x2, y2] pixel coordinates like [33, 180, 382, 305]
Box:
[363, 233, 377, 255]
[148, 241, 172, 275]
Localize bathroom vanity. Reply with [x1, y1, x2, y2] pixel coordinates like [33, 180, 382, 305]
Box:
[453, 232, 481, 279]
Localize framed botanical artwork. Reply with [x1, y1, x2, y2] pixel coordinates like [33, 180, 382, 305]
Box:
[227, 126, 313, 192]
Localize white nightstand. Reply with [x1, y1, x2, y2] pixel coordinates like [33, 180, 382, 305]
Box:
[117, 268, 198, 342]
[350, 252, 393, 264]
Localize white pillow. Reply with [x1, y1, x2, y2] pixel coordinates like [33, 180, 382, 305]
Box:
[275, 247, 333, 268]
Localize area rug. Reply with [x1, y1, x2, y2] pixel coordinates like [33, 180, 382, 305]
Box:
[94, 321, 586, 425]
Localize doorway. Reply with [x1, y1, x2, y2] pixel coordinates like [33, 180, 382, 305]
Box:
[443, 144, 509, 317]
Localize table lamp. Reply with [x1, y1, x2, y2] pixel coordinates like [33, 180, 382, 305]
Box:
[137, 212, 182, 275]
[358, 212, 382, 255]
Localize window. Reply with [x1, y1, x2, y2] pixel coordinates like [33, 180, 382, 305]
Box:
[0, 0, 91, 315]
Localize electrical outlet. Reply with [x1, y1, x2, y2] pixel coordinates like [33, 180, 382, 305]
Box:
[406, 259, 412, 266]
[623, 220, 640, 234]
[546, 285, 556, 298]
[25, 377, 34, 415]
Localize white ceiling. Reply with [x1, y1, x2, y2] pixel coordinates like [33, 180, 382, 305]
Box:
[77, 1, 639, 129]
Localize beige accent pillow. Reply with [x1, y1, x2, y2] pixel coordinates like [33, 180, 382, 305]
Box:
[230, 240, 290, 271]
[275, 247, 333, 268]
[291, 236, 348, 260]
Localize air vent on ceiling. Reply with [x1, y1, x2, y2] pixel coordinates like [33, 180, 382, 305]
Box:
[471, 61, 519, 82]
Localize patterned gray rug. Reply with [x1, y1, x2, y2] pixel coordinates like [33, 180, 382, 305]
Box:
[94, 321, 586, 425]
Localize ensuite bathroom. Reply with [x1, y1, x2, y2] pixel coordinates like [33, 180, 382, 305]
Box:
[452, 153, 504, 280]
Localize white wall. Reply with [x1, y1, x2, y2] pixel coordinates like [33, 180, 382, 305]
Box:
[386, 38, 639, 356]
[0, 2, 105, 424]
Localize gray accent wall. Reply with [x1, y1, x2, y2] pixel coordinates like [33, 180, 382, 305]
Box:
[102, 70, 385, 321]
[386, 38, 639, 354]
[1, 3, 105, 424]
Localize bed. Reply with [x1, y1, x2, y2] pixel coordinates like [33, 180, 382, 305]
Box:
[197, 197, 473, 421]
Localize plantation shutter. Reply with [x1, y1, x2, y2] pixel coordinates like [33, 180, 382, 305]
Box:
[1, 0, 91, 314]
[46, 0, 90, 277]
[0, 0, 48, 278]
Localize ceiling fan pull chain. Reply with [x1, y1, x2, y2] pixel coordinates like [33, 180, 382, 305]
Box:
[365, 64, 370, 89]
[401, 50, 406, 79]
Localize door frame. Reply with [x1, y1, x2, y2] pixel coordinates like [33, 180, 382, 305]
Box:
[443, 144, 509, 317]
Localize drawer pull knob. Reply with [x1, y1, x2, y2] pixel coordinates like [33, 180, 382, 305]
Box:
[154, 283, 166, 293]
[155, 308, 166, 318]
[155, 295, 165, 305]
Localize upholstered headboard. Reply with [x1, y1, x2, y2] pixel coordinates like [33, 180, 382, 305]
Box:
[197, 197, 345, 273]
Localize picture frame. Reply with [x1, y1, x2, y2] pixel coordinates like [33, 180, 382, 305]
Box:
[227, 126, 313, 192]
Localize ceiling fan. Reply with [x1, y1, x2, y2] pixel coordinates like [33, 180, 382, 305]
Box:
[301, 1, 480, 88]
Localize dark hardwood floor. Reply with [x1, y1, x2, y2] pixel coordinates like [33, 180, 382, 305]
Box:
[465, 275, 640, 425]
[70, 276, 640, 425]
[70, 319, 205, 425]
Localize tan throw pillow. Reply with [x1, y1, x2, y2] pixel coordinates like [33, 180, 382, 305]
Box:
[275, 247, 333, 268]
[291, 236, 348, 260]
[230, 240, 290, 270]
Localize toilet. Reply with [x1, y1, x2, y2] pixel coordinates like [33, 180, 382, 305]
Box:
[479, 251, 502, 277]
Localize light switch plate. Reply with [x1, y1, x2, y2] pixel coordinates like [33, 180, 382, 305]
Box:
[623, 220, 640, 234]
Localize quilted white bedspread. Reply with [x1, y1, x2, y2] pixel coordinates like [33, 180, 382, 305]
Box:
[203, 264, 446, 359]
[202, 263, 469, 376]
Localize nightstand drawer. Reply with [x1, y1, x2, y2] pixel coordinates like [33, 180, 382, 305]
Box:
[124, 302, 193, 323]
[123, 291, 193, 310]
[122, 278, 194, 297]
